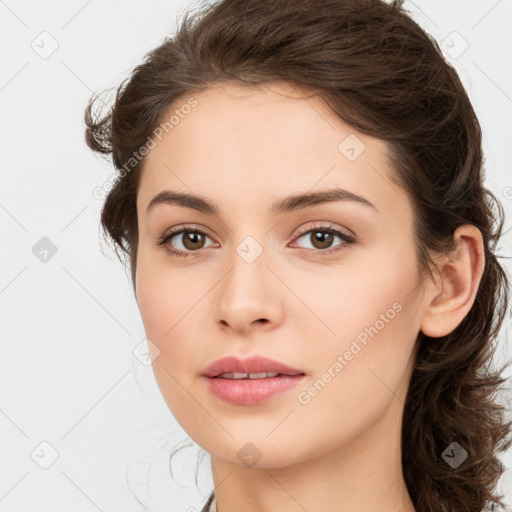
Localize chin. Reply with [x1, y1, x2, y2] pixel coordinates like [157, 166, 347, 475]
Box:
[203, 434, 313, 469]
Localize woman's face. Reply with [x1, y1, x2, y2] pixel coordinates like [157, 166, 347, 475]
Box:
[135, 82, 428, 467]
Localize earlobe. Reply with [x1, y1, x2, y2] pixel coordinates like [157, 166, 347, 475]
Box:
[420, 224, 485, 338]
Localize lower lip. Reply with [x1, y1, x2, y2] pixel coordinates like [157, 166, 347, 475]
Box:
[204, 375, 306, 405]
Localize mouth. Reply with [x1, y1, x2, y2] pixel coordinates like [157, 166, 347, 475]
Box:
[213, 371, 297, 379]
[202, 355, 306, 405]
[202, 354, 305, 378]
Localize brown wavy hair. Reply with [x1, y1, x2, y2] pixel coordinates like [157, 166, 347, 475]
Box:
[84, 0, 512, 510]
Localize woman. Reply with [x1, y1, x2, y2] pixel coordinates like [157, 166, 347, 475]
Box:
[84, 0, 511, 510]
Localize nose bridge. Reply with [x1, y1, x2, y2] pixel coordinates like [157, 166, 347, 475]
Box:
[214, 231, 282, 330]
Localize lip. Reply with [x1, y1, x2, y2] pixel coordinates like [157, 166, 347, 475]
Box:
[202, 355, 304, 378]
[202, 355, 306, 406]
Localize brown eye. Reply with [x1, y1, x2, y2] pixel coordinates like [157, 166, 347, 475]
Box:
[292, 225, 357, 255]
[181, 230, 206, 250]
[158, 227, 217, 257]
[309, 230, 334, 249]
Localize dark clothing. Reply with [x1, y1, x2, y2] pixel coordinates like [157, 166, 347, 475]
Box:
[200, 491, 215, 512]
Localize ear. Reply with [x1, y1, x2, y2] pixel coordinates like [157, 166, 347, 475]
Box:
[420, 224, 486, 338]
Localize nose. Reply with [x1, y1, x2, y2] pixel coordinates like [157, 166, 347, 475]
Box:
[214, 245, 284, 334]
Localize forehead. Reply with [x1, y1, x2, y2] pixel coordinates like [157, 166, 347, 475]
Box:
[145, 81, 388, 162]
[137, 81, 407, 218]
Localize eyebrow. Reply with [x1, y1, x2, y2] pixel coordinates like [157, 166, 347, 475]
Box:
[146, 187, 378, 216]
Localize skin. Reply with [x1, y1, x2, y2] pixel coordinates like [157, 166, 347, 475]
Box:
[134, 81, 485, 512]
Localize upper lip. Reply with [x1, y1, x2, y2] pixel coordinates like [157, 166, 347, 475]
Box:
[202, 355, 305, 378]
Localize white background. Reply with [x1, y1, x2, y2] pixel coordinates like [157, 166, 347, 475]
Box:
[1, 0, 511, 510]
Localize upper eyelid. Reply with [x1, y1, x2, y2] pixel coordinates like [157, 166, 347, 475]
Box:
[163, 224, 215, 241]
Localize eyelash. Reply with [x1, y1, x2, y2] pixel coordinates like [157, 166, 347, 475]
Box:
[156, 223, 357, 258]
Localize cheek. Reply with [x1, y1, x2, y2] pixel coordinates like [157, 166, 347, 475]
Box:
[292, 250, 417, 348]
[135, 258, 211, 426]
[292, 247, 420, 388]
[135, 244, 204, 339]
[135, 252, 184, 368]
[135, 249, 217, 384]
